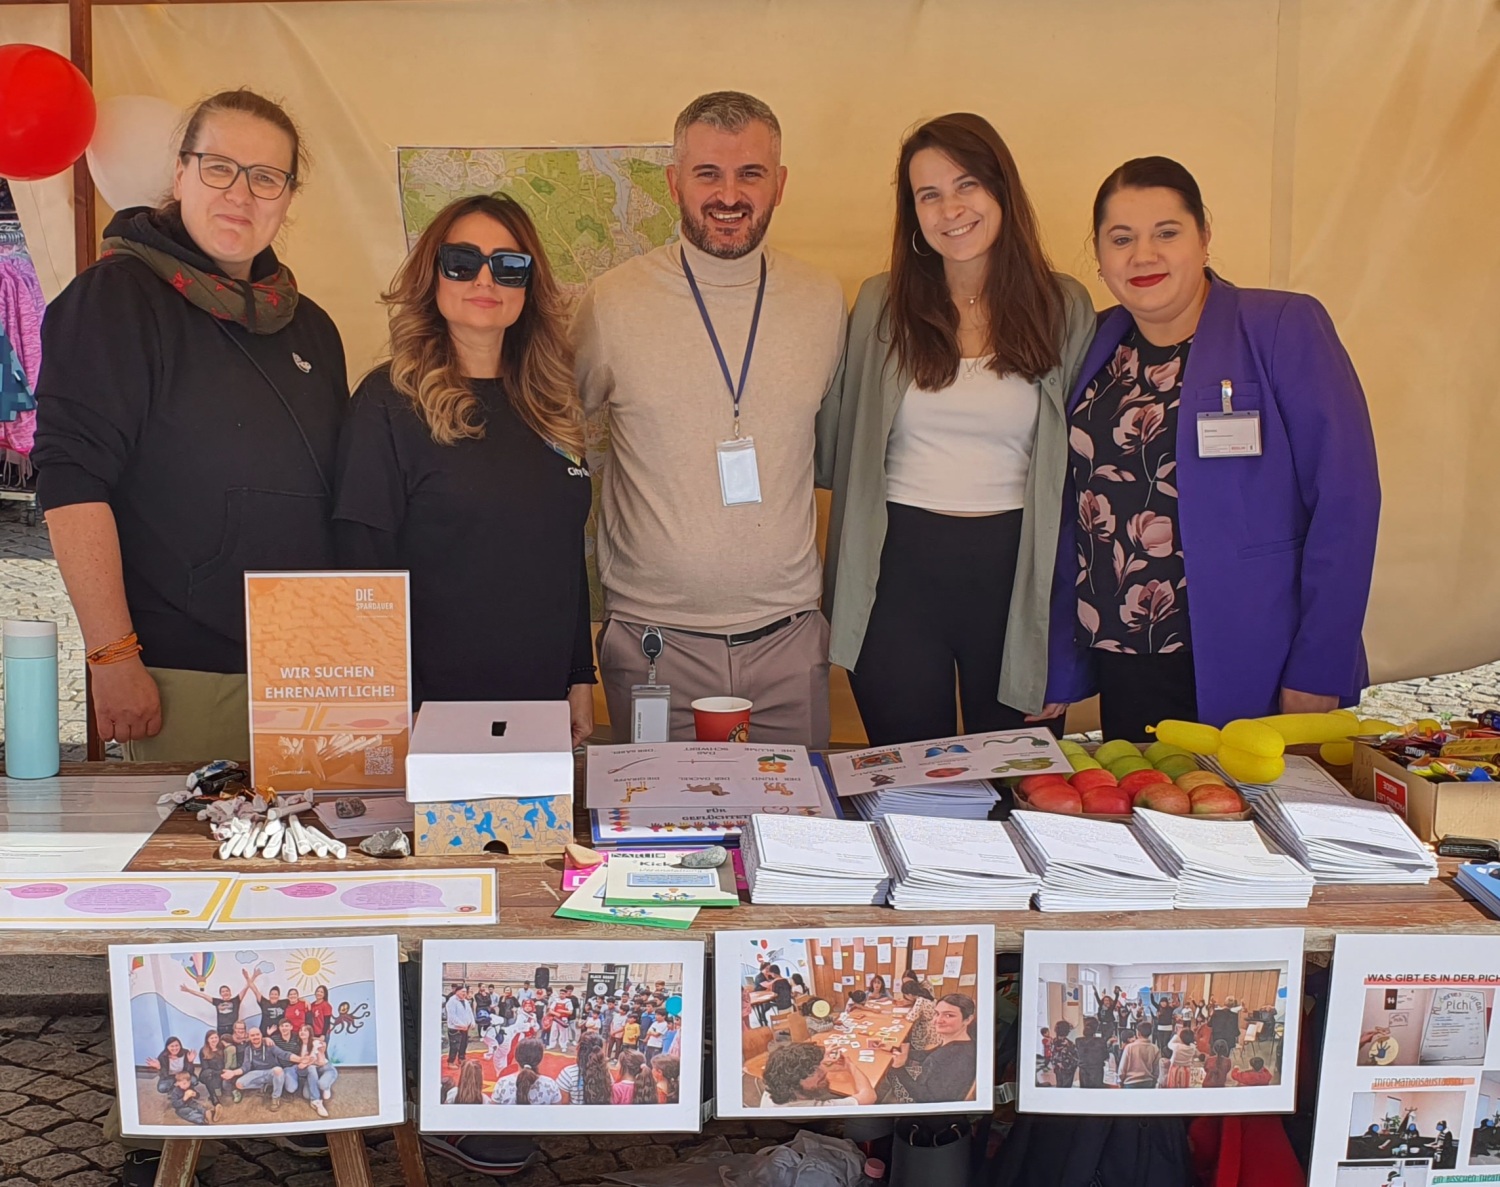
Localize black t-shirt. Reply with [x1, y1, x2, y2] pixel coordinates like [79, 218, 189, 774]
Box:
[213, 996, 241, 1036]
[260, 1001, 288, 1031]
[332, 368, 595, 706]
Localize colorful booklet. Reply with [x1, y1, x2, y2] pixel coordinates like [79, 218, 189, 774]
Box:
[553, 865, 699, 929]
[602, 850, 739, 909]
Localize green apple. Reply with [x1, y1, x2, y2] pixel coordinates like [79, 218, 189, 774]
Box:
[1068, 754, 1103, 772]
[1106, 754, 1154, 778]
[1155, 753, 1201, 779]
[1094, 739, 1143, 767]
[1144, 740, 1191, 765]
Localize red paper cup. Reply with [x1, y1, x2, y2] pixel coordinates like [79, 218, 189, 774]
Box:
[691, 697, 753, 742]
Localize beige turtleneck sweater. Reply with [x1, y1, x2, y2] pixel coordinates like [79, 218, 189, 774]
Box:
[573, 236, 846, 633]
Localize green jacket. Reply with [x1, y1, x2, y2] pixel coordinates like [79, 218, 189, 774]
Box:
[814, 271, 1097, 715]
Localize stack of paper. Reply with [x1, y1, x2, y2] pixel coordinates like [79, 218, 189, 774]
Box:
[1253, 786, 1437, 884]
[740, 814, 891, 905]
[602, 850, 739, 909]
[1206, 753, 1349, 802]
[878, 814, 1038, 909]
[1133, 808, 1315, 909]
[553, 865, 699, 929]
[847, 780, 999, 823]
[1453, 862, 1500, 917]
[1010, 811, 1176, 912]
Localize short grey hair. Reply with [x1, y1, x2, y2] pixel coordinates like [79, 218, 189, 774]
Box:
[672, 91, 782, 162]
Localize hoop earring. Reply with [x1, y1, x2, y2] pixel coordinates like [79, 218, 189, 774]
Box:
[911, 229, 931, 257]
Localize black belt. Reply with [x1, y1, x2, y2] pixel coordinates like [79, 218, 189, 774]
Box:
[675, 611, 809, 648]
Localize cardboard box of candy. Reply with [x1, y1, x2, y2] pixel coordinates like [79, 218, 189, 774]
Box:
[1352, 711, 1500, 843]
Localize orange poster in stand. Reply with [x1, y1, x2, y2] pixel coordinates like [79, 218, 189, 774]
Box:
[245, 572, 411, 794]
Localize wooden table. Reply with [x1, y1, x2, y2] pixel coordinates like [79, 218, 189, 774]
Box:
[0, 760, 1495, 954]
[742, 1004, 915, 1095]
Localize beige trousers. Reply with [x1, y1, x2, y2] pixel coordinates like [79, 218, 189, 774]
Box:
[122, 667, 249, 764]
[599, 612, 830, 750]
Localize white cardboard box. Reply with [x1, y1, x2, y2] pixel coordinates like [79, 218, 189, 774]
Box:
[405, 701, 573, 803]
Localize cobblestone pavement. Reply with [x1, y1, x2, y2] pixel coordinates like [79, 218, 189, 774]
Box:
[2, 501, 1496, 751]
[0, 1010, 819, 1187]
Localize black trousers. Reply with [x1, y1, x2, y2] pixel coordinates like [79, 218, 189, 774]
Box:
[849, 503, 1063, 745]
[1095, 649, 1199, 742]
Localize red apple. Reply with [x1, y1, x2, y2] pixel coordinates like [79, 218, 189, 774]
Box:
[1118, 768, 1173, 802]
[1018, 773, 1072, 798]
[1135, 786, 1192, 815]
[1081, 788, 1132, 816]
[1069, 768, 1119, 794]
[1189, 785, 1246, 815]
[1027, 785, 1083, 814]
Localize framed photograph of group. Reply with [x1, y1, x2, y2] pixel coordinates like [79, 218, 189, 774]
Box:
[418, 939, 706, 1133]
[1019, 928, 1304, 1116]
[107, 936, 405, 1138]
[712, 926, 996, 1118]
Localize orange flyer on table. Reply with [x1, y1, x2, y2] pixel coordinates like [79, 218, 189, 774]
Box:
[245, 572, 411, 793]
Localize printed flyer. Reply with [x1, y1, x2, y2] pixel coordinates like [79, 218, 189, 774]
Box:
[586, 743, 825, 822]
[245, 572, 411, 793]
[824, 728, 1070, 796]
[1308, 934, 1500, 1186]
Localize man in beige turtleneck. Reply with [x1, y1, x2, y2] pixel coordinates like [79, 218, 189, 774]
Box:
[573, 91, 846, 747]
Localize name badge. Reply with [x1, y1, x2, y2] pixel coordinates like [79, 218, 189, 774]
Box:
[716, 436, 762, 505]
[1197, 379, 1262, 458]
[1196, 411, 1262, 458]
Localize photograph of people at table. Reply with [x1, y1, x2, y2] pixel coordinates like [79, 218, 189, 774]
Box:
[1033, 960, 1287, 1091]
[1346, 1089, 1464, 1169]
[717, 928, 994, 1117]
[109, 938, 402, 1138]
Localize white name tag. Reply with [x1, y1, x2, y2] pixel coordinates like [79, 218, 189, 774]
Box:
[716, 436, 763, 505]
[1196, 411, 1262, 458]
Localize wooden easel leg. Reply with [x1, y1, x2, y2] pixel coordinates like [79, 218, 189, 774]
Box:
[154, 1139, 202, 1187]
[393, 1121, 431, 1187]
[327, 1129, 375, 1187]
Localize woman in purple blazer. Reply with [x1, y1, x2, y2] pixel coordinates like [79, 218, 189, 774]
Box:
[1043, 157, 1379, 738]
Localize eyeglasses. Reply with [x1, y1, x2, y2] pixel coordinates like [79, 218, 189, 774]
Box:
[438, 243, 533, 287]
[181, 152, 295, 200]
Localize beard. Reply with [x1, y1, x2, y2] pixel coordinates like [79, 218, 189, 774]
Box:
[679, 202, 775, 259]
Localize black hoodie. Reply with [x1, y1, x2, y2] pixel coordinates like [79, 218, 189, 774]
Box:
[33, 208, 348, 673]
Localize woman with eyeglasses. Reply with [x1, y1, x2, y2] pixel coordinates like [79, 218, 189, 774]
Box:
[34, 89, 346, 764]
[332, 194, 596, 744]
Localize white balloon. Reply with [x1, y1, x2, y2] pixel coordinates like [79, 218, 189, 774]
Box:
[85, 95, 183, 212]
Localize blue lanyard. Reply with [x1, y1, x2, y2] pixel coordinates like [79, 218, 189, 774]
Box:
[681, 248, 767, 437]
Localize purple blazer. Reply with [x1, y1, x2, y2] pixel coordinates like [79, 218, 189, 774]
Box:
[1043, 277, 1380, 726]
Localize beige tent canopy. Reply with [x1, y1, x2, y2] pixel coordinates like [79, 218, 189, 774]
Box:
[4, 0, 1497, 697]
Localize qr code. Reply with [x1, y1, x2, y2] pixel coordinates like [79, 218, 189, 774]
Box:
[364, 745, 394, 776]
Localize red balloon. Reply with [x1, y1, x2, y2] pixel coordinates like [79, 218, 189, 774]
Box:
[0, 44, 97, 181]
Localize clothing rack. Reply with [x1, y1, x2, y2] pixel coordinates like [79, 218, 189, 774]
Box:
[0, 209, 39, 518]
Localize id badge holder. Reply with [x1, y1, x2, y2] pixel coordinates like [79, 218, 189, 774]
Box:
[630, 684, 671, 743]
[1197, 380, 1262, 458]
[631, 626, 670, 742]
[716, 435, 763, 506]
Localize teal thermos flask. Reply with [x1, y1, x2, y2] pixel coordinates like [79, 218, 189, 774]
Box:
[3, 619, 61, 778]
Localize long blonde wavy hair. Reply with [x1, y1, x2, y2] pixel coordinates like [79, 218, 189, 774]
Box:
[383, 194, 583, 455]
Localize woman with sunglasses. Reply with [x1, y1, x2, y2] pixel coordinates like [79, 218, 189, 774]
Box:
[333, 194, 596, 743]
[34, 89, 346, 764]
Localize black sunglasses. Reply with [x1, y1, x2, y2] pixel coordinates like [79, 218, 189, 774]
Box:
[437, 244, 533, 287]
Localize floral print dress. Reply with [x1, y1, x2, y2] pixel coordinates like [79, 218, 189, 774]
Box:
[1069, 330, 1192, 654]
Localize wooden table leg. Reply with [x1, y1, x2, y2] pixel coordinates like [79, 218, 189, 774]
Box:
[154, 1139, 202, 1187]
[393, 1121, 431, 1187]
[327, 1129, 375, 1187]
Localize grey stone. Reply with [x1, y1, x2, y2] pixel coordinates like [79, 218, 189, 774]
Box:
[55, 1173, 116, 1187]
[21, 1152, 88, 1180]
[257, 1150, 314, 1178]
[199, 1154, 262, 1185]
[18, 1074, 82, 1102]
[0, 1068, 35, 1092]
[0, 1093, 25, 1116]
[56, 1090, 113, 1120]
[539, 1135, 592, 1159]
[44, 1121, 104, 1151]
[286, 1172, 337, 1187]
[588, 1133, 654, 1151]
[618, 1144, 678, 1169]
[0, 1040, 58, 1069]
[678, 845, 727, 868]
[551, 1152, 620, 1183]
[0, 1135, 54, 1164]
[0, 1017, 48, 1037]
[335, 798, 367, 818]
[358, 829, 411, 858]
[5, 1103, 71, 1132]
[46, 1017, 103, 1035]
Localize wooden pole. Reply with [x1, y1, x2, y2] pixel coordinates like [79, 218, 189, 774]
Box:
[66, 0, 106, 761]
[152, 1138, 201, 1187]
[393, 1121, 432, 1187]
[326, 1130, 376, 1187]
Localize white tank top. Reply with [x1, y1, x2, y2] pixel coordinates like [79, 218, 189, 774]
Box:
[884, 358, 1040, 513]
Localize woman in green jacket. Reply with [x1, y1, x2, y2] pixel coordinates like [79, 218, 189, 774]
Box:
[816, 113, 1095, 744]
